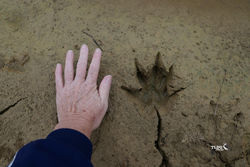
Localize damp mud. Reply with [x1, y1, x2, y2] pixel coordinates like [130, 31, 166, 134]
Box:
[0, 0, 250, 166]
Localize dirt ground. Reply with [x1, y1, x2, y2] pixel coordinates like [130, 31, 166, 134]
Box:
[0, 0, 250, 166]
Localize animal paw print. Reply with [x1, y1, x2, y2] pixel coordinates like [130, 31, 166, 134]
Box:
[121, 52, 185, 105]
[3, 54, 30, 72]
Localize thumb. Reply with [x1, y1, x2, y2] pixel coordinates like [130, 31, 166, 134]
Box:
[99, 75, 112, 106]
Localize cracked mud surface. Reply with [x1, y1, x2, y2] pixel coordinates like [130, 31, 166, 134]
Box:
[0, 0, 250, 167]
[121, 53, 186, 166]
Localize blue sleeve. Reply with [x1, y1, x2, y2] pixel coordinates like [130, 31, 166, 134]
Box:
[9, 128, 93, 167]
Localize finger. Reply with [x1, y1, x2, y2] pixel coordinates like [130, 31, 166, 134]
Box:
[99, 75, 112, 106]
[75, 44, 88, 82]
[86, 48, 102, 84]
[55, 63, 63, 91]
[64, 50, 74, 85]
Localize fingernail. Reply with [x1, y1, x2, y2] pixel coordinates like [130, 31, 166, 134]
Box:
[107, 75, 112, 81]
[67, 50, 73, 55]
[96, 48, 101, 54]
[81, 44, 87, 49]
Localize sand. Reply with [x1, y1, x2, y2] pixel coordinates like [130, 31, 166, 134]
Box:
[0, 0, 250, 166]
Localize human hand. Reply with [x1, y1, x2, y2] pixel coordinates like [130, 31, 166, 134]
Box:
[54, 44, 112, 138]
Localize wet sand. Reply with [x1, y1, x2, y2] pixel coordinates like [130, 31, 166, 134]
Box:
[0, 0, 250, 166]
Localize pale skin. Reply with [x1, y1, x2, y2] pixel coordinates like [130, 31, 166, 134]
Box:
[54, 44, 112, 139]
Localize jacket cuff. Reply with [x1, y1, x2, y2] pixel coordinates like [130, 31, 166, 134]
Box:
[47, 128, 92, 159]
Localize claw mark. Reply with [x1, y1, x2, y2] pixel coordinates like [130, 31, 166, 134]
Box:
[169, 87, 186, 97]
[82, 31, 104, 51]
[0, 97, 27, 115]
[154, 106, 169, 167]
[120, 85, 141, 95]
[135, 58, 148, 85]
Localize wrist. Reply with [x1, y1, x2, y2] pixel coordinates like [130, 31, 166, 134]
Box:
[54, 120, 93, 139]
